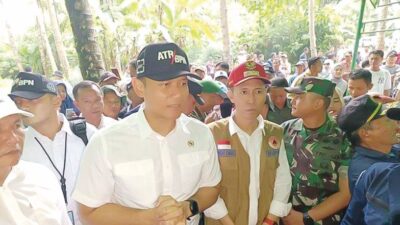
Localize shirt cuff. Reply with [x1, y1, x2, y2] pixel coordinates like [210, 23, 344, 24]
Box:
[269, 200, 292, 217]
[203, 197, 228, 220]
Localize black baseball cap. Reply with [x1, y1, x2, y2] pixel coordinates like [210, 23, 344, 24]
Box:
[338, 95, 400, 134]
[188, 77, 204, 105]
[9, 72, 57, 100]
[136, 42, 196, 81]
[270, 77, 289, 88]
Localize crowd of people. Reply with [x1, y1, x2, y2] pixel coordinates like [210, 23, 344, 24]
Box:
[1, 41, 400, 225]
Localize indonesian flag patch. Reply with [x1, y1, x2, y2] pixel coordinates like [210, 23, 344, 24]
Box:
[217, 139, 235, 157]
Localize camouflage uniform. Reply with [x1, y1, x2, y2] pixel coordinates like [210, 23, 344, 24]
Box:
[189, 106, 207, 122]
[282, 116, 352, 225]
[283, 77, 352, 225]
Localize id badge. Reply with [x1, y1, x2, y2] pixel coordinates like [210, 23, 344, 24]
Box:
[68, 211, 75, 225]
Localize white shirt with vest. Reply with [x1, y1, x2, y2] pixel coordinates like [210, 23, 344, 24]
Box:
[205, 115, 292, 225]
[21, 114, 97, 225]
[72, 109, 221, 225]
[0, 161, 71, 225]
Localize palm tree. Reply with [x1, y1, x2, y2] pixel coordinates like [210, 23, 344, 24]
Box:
[45, 0, 71, 78]
[376, 0, 389, 50]
[308, 0, 317, 57]
[220, 0, 231, 64]
[65, 0, 105, 81]
[36, 0, 57, 76]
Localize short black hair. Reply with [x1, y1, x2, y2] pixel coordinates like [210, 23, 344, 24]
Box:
[361, 60, 370, 68]
[24, 66, 32, 72]
[369, 49, 384, 58]
[73, 80, 102, 99]
[215, 61, 229, 71]
[347, 129, 362, 147]
[349, 69, 372, 84]
[308, 56, 321, 68]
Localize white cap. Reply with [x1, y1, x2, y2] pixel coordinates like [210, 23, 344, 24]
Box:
[214, 70, 228, 80]
[0, 95, 33, 120]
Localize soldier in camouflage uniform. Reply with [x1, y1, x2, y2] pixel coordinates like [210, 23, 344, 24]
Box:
[282, 78, 352, 225]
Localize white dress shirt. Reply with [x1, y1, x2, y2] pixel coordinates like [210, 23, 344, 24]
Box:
[205, 115, 292, 224]
[98, 115, 117, 129]
[21, 114, 97, 225]
[0, 161, 71, 225]
[72, 109, 221, 225]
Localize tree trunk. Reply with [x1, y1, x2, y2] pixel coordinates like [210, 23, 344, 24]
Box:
[308, 0, 317, 57]
[0, 0, 24, 72]
[376, 0, 389, 51]
[220, 0, 231, 64]
[36, 0, 57, 76]
[65, 0, 105, 81]
[45, 0, 71, 79]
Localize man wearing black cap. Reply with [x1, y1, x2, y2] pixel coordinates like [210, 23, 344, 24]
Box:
[72, 43, 221, 225]
[0, 95, 72, 225]
[291, 57, 323, 88]
[337, 95, 400, 193]
[9, 72, 97, 225]
[266, 77, 294, 124]
[282, 78, 352, 225]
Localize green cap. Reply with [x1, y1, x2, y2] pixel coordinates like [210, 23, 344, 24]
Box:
[199, 80, 228, 98]
[285, 77, 336, 97]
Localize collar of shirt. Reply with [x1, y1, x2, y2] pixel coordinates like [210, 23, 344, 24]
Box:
[27, 114, 74, 139]
[269, 99, 291, 112]
[136, 109, 190, 140]
[228, 114, 265, 136]
[355, 146, 398, 160]
[291, 115, 334, 134]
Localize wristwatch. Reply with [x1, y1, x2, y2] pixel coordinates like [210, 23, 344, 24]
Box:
[186, 199, 199, 218]
[303, 212, 315, 225]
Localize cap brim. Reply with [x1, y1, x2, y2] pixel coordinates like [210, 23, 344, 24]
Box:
[9, 91, 46, 100]
[144, 71, 199, 81]
[233, 77, 271, 87]
[387, 108, 400, 120]
[193, 95, 205, 105]
[284, 87, 305, 94]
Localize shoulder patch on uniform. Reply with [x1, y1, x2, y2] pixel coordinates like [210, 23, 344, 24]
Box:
[266, 149, 279, 157]
[268, 136, 280, 149]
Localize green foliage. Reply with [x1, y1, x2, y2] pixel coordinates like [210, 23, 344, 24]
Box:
[234, 3, 343, 64]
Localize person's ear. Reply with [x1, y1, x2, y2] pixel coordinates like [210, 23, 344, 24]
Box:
[133, 78, 145, 98]
[53, 95, 62, 109]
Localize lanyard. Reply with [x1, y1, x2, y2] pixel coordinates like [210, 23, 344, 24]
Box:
[34, 133, 68, 204]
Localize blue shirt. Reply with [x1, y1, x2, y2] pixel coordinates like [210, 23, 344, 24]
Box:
[341, 162, 400, 225]
[348, 146, 399, 193]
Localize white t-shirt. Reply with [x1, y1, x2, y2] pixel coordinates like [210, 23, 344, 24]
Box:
[0, 161, 71, 225]
[72, 109, 221, 225]
[21, 115, 97, 225]
[369, 69, 391, 95]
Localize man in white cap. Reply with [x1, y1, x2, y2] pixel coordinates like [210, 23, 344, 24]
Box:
[0, 95, 71, 225]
